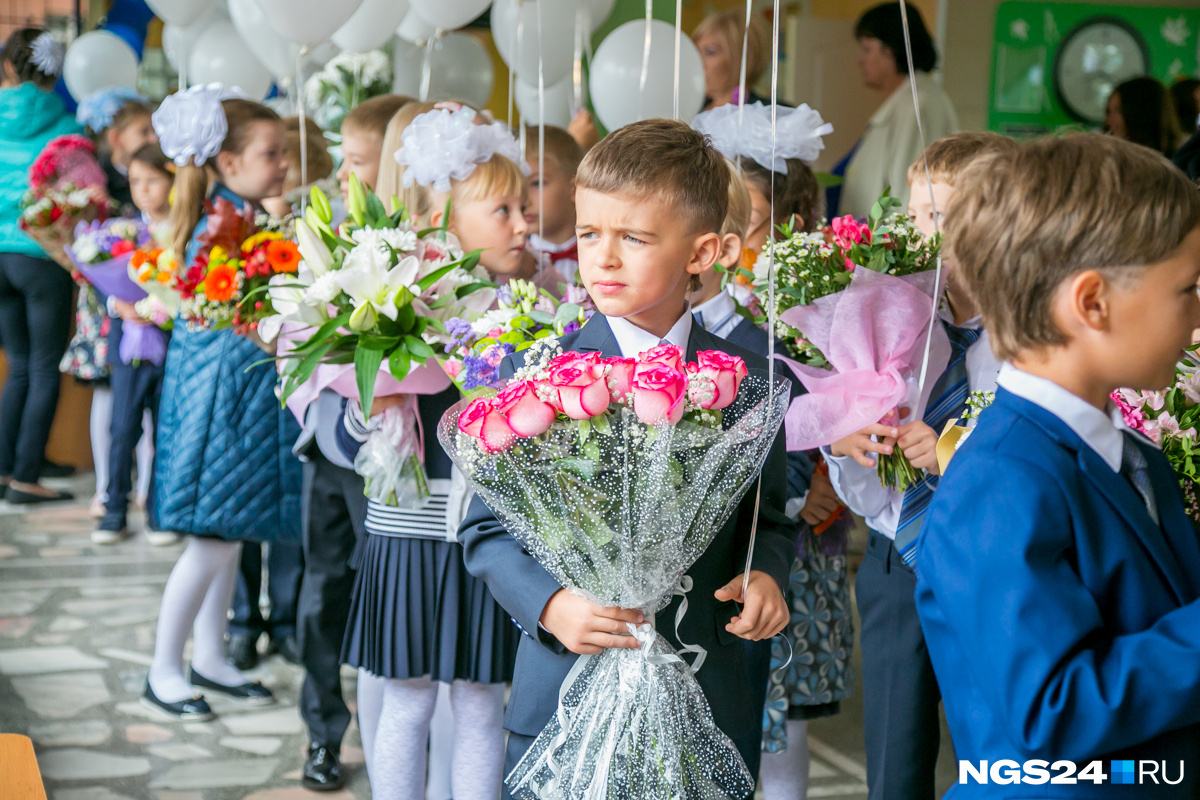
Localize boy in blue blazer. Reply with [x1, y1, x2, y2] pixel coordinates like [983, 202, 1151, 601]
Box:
[458, 119, 798, 798]
[917, 133, 1200, 798]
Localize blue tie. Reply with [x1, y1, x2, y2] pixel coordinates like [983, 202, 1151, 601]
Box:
[894, 324, 982, 569]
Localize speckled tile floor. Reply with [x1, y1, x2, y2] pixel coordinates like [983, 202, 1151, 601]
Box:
[0, 474, 931, 800]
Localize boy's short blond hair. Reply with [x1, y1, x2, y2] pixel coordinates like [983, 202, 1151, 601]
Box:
[525, 125, 584, 178]
[906, 131, 1019, 187]
[283, 117, 333, 188]
[945, 133, 1200, 362]
[343, 94, 416, 140]
[577, 118, 728, 235]
[722, 158, 751, 240]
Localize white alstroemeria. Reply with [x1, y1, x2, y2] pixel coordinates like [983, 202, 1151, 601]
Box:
[259, 273, 330, 343]
[336, 254, 422, 332]
[296, 219, 332, 278]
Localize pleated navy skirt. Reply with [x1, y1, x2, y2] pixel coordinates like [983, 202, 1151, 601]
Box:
[342, 533, 520, 684]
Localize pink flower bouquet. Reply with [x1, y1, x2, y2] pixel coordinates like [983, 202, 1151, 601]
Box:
[439, 339, 789, 800]
[19, 135, 110, 270]
[750, 192, 948, 491]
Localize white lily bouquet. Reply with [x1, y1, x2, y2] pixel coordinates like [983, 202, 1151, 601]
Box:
[265, 176, 495, 505]
[439, 340, 791, 800]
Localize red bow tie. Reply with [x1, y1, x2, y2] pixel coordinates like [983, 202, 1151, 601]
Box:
[547, 242, 578, 264]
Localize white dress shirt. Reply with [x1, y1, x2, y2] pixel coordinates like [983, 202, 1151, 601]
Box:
[608, 308, 693, 358]
[529, 234, 579, 284]
[824, 325, 1000, 538]
[691, 291, 742, 341]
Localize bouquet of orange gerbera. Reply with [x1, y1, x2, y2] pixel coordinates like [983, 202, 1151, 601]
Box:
[171, 198, 299, 333]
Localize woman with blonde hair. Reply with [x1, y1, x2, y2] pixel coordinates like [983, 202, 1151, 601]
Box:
[693, 8, 771, 111]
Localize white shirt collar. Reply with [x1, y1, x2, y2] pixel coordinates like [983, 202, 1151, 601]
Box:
[607, 307, 693, 358]
[528, 233, 577, 254]
[997, 364, 1128, 471]
[691, 291, 737, 330]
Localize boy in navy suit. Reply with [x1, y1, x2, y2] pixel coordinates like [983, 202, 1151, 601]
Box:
[457, 119, 798, 798]
[918, 133, 1200, 798]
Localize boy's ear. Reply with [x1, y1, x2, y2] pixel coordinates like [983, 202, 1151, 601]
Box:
[1062, 269, 1111, 334]
[105, 127, 121, 153]
[718, 233, 743, 267]
[687, 232, 723, 278]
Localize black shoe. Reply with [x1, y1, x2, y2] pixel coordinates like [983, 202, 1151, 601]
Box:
[40, 460, 75, 478]
[140, 682, 214, 721]
[302, 745, 345, 792]
[265, 634, 301, 665]
[188, 668, 275, 705]
[92, 512, 130, 545]
[226, 632, 260, 671]
[5, 486, 74, 505]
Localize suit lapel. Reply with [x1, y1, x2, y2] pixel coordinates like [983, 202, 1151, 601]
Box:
[686, 323, 719, 362]
[573, 315, 620, 358]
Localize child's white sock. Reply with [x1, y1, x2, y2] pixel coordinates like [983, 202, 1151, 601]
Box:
[449, 679, 507, 800]
[357, 668, 386, 781]
[372, 676, 438, 799]
[761, 720, 810, 800]
[90, 387, 112, 500]
[147, 538, 241, 702]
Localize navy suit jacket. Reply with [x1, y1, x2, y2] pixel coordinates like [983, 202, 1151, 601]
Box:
[457, 314, 797, 738]
[916, 388, 1200, 798]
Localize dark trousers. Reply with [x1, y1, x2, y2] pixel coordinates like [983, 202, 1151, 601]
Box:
[297, 451, 367, 750]
[231, 541, 305, 639]
[856, 530, 941, 800]
[503, 715, 762, 800]
[104, 333, 163, 521]
[733, 638, 770, 784]
[0, 253, 73, 483]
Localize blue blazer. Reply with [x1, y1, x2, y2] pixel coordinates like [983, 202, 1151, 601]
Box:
[457, 314, 798, 739]
[915, 388, 1200, 798]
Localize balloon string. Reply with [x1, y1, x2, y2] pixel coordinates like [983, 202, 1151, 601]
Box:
[734, 0, 753, 173]
[420, 30, 442, 102]
[573, 3, 586, 114]
[537, 0, 545, 243]
[673, 0, 682, 119]
[639, 0, 652, 121]
[297, 45, 309, 210]
[509, 11, 522, 130]
[897, 0, 942, 398]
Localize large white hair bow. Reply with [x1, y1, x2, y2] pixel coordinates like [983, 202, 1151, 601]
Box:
[693, 102, 833, 173]
[395, 106, 530, 194]
[152, 83, 244, 167]
[30, 32, 64, 77]
[76, 87, 147, 132]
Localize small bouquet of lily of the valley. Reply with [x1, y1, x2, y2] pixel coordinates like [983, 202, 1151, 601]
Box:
[439, 339, 790, 800]
[20, 134, 111, 269]
[174, 197, 299, 335]
[750, 191, 950, 491]
[1113, 353, 1200, 525]
[267, 177, 495, 507]
[934, 390, 994, 474]
[441, 280, 594, 392]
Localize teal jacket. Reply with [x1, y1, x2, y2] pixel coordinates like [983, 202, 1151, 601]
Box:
[0, 83, 83, 258]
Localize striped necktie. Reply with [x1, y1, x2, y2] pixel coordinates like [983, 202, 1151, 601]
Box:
[1120, 432, 1159, 525]
[894, 324, 982, 569]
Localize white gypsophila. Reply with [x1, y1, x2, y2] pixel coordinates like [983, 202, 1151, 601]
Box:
[350, 226, 419, 256]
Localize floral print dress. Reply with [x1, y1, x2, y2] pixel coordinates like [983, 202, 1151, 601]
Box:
[59, 281, 109, 383]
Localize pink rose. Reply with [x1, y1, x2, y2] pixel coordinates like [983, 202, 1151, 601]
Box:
[547, 352, 611, 420]
[607, 357, 637, 403]
[686, 350, 749, 410]
[830, 215, 871, 250]
[492, 380, 557, 437]
[631, 363, 688, 425]
[640, 343, 684, 371]
[457, 397, 517, 453]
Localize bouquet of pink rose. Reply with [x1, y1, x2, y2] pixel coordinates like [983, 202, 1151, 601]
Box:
[749, 191, 949, 491]
[439, 339, 790, 800]
[1113, 352, 1200, 525]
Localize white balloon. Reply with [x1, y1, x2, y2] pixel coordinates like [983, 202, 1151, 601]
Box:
[491, 0, 578, 86]
[145, 0, 212, 27]
[188, 18, 274, 99]
[161, 6, 227, 71]
[589, 19, 704, 131]
[228, 0, 300, 78]
[252, 0, 364, 46]
[409, 0, 491, 33]
[334, 0, 410, 52]
[396, 10, 438, 44]
[515, 77, 574, 128]
[63, 31, 140, 100]
[393, 33, 493, 110]
[588, 0, 615, 32]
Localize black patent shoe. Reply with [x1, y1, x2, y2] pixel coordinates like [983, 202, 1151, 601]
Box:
[140, 682, 214, 721]
[5, 486, 74, 505]
[188, 668, 275, 705]
[266, 634, 301, 666]
[226, 632, 260, 671]
[302, 745, 345, 792]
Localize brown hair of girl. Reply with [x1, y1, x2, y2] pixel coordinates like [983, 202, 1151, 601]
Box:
[2, 28, 57, 90]
[130, 143, 173, 179]
[740, 158, 822, 234]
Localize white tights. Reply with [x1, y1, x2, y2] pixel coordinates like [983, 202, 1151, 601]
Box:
[760, 720, 810, 800]
[90, 388, 155, 503]
[370, 676, 506, 800]
[147, 537, 249, 702]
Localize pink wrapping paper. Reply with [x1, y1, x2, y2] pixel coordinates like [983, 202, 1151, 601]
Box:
[778, 268, 950, 451]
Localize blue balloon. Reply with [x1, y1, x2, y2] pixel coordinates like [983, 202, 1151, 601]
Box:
[54, 77, 79, 112]
[104, 23, 145, 59]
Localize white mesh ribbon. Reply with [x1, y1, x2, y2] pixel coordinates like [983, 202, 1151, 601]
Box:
[30, 32, 64, 77]
[152, 83, 243, 167]
[693, 101, 833, 173]
[396, 106, 530, 193]
[439, 371, 791, 800]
